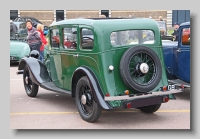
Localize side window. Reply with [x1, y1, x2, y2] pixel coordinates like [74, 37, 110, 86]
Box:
[181, 27, 190, 46]
[63, 27, 77, 49]
[18, 23, 27, 37]
[19, 23, 26, 30]
[80, 28, 94, 50]
[20, 18, 25, 22]
[50, 28, 60, 48]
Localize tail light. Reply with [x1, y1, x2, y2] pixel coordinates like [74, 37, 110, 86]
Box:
[163, 96, 169, 103]
[105, 93, 110, 97]
[124, 90, 129, 95]
[126, 102, 131, 108]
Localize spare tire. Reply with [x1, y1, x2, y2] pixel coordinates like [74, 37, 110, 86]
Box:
[120, 46, 162, 93]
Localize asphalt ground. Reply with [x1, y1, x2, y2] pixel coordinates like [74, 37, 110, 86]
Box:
[10, 63, 190, 129]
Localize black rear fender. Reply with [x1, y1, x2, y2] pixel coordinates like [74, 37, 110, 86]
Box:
[71, 66, 112, 110]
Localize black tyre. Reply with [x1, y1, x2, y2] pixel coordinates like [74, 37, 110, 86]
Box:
[120, 46, 162, 93]
[23, 65, 39, 97]
[75, 76, 102, 123]
[139, 104, 161, 113]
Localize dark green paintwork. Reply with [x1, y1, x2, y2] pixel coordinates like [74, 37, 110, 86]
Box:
[45, 18, 169, 107]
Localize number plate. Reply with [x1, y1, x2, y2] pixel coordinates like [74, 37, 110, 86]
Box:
[167, 85, 176, 90]
[10, 56, 15, 60]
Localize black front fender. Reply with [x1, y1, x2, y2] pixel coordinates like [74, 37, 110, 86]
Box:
[18, 57, 51, 86]
[72, 66, 113, 110]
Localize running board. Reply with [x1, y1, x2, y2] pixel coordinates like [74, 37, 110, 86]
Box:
[168, 79, 190, 88]
[40, 82, 71, 95]
[104, 89, 182, 101]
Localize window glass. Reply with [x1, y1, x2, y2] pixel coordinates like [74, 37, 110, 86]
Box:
[50, 28, 60, 48]
[80, 28, 94, 50]
[181, 27, 190, 46]
[63, 27, 77, 49]
[110, 30, 155, 46]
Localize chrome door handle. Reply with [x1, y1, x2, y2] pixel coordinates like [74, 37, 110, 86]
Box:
[73, 54, 79, 58]
[177, 49, 181, 52]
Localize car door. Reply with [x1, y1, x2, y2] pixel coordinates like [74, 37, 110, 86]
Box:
[60, 25, 80, 90]
[177, 25, 190, 83]
[48, 27, 64, 88]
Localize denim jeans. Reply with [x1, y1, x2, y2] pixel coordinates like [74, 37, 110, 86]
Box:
[39, 50, 44, 63]
[29, 43, 40, 52]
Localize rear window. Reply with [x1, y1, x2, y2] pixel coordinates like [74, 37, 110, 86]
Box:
[110, 30, 155, 46]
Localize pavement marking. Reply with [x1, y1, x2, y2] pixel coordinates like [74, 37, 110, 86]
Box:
[156, 110, 190, 113]
[10, 112, 79, 115]
[10, 110, 190, 116]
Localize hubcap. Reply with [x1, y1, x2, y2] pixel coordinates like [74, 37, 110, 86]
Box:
[25, 76, 29, 84]
[140, 63, 149, 74]
[81, 94, 87, 105]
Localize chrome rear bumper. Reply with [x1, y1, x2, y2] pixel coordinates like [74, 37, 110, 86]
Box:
[104, 89, 182, 101]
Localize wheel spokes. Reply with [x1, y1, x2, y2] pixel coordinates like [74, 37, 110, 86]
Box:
[24, 69, 33, 92]
[79, 85, 94, 116]
[129, 52, 156, 85]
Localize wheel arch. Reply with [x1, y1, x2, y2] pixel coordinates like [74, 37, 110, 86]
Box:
[71, 66, 112, 110]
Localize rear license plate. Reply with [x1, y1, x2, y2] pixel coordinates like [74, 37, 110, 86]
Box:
[167, 85, 176, 90]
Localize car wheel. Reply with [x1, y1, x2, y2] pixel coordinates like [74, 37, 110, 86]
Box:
[139, 104, 161, 113]
[120, 46, 162, 93]
[23, 65, 39, 97]
[75, 76, 102, 123]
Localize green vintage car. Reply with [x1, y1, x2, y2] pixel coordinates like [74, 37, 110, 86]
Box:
[17, 18, 183, 123]
[10, 22, 30, 62]
[10, 34, 30, 63]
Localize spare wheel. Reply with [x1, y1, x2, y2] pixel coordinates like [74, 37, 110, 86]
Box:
[120, 46, 162, 93]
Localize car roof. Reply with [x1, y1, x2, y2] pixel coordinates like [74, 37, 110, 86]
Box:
[156, 20, 165, 23]
[17, 16, 37, 20]
[180, 21, 190, 27]
[13, 22, 25, 28]
[13, 21, 24, 24]
[50, 18, 159, 32]
[15, 16, 42, 23]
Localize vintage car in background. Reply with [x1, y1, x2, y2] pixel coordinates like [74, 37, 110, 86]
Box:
[14, 16, 49, 35]
[14, 16, 42, 28]
[16, 18, 183, 123]
[13, 21, 28, 38]
[155, 20, 174, 41]
[10, 22, 30, 63]
[162, 21, 190, 88]
[10, 33, 30, 63]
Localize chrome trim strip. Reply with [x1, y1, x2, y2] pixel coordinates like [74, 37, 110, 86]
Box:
[104, 89, 182, 101]
[168, 80, 190, 88]
[173, 84, 190, 88]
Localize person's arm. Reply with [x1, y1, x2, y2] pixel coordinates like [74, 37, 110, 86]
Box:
[42, 34, 47, 45]
[34, 31, 42, 43]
